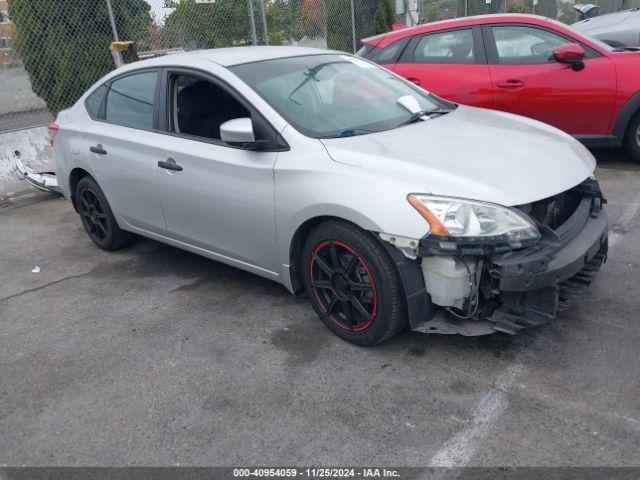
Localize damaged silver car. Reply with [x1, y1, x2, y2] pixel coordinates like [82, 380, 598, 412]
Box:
[51, 47, 608, 345]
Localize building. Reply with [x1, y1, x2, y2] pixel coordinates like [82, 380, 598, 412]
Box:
[0, 0, 19, 68]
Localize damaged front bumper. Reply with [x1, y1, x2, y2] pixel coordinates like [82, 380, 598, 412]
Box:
[485, 198, 607, 334]
[390, 179, 608, 336]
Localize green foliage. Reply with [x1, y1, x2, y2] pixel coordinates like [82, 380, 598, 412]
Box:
[508, 3, 528, 13]
[533, 0, 557, 19]
[422, 0, 459, 22]
[9, 0, 151, 115]
[557, 2, 578, 24]
[456, 0, 502, 16]
[326, 0, 396, 53]
[269, 30, 286, 46]
[163, 0, 251, 49]
[266, 0, 306, 40]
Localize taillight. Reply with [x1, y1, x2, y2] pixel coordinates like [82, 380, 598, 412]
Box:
[47, 123, 60, 147]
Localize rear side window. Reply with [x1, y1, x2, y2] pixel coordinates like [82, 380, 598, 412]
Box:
[85, 84, 107, 119]
[368, 37, 410, 64]
[414, 29, 475, 64]
[105, 71, 157, 130]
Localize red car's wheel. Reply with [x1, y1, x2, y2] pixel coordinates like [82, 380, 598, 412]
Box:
[625, 112, 640, 164]
[302, 221, 406, 346]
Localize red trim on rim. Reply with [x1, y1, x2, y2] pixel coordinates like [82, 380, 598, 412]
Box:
[310, 240, 378, 332]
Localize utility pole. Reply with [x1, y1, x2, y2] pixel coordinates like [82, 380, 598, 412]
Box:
[258, 0, 269, 45]
[350, 0, 357, 54]
[247, 0, 258, 46]
[105, 0, 119, 41]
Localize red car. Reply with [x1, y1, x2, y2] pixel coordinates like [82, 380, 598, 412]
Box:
[359, 14, 640, 163]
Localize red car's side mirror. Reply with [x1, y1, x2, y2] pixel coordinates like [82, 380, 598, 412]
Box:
[553, 43, 586, 71]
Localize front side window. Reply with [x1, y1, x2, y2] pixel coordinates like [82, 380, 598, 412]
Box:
[105, 71, 157, 129]
[230, 54, 449, 138]
[414, 29, 475, 64]
[492, 26, 569, 64]
[0, 11, 10, 24]
[169, 73, 249, 140]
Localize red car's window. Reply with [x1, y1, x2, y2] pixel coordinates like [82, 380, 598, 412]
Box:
[414, 29, 475, 64]
[492, 26, 569, 65]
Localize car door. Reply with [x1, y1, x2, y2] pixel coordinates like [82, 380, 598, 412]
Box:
[484, 24, 617, 135]
[83, 69, 167, 235]
[388, 27, 494, 108]
[152, 68, 280, 273]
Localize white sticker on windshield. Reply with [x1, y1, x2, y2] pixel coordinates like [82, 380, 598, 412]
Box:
[339, 55, 376, 69]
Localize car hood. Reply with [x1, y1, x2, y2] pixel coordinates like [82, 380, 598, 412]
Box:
[320, 106, 595, 207]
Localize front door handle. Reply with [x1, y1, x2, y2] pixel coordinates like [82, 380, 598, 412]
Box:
[497, 79, 525, 89]
[407, 77, 422, 86]
[157, 158, 183, 172]
[90, 144, 107, 155]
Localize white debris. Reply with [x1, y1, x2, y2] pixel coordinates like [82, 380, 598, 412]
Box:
[31, 266, 40, 273]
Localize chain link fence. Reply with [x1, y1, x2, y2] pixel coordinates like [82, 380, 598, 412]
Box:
[1, 0, 639, 135]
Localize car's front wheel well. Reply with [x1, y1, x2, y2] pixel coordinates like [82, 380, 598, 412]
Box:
[623, 107, 640, 164]
[289, 216, 367, 294]
[68, 168, 92, 212]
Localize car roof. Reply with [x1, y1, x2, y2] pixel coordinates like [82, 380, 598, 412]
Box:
[124, 46, 337, 72]
[363, 14, 579, 48]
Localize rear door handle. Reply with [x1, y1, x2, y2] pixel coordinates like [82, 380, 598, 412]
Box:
[157, 158, 183, 172]
[407, 77, 422, 86]
[497, 80, 525, 89]
[90, 144, 107, 155]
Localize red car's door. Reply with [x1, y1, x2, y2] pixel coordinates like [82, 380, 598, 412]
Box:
[484, 24, 617, 135]
[386, 27, 494, 108]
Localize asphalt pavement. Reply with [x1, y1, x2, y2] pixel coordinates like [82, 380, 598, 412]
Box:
[0, 148, 639, 466]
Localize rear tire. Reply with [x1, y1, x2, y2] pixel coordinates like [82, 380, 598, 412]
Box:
[624, 112, 640, 164]
[302, 221, 406, 346]
[75, 176, 132, 251]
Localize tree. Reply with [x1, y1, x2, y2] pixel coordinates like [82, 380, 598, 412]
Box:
[456, 0, 502, 16]
[557, 2, 578, 24]
[422, 0, 459, 22]
[9, 0, 152, 115]
[301, 0, 326, 39]
[163, 0, 252, 49]
[326, 0, 396, 53]
[508, 2, 528, 13]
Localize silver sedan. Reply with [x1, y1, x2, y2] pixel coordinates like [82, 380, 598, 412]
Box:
[52, 47, 608, 345]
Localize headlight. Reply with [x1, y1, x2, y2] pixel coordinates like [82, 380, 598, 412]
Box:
[408, 194, 540, 242]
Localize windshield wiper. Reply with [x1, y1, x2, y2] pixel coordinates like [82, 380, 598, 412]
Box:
[322, 128, 376, 138]
[396, 107, 456, 128]
[288, 60, 346, 105]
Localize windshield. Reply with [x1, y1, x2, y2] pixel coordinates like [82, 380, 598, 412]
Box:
[230, 54, 452, 138]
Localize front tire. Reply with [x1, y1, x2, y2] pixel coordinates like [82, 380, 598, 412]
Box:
[75, 176, 132, 251]
[624, 112, 640, 164]
[302, 221, 407, 346]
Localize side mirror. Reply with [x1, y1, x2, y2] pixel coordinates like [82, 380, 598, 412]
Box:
[220, 118, 255, 145]
[553, 43, 586, 71]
